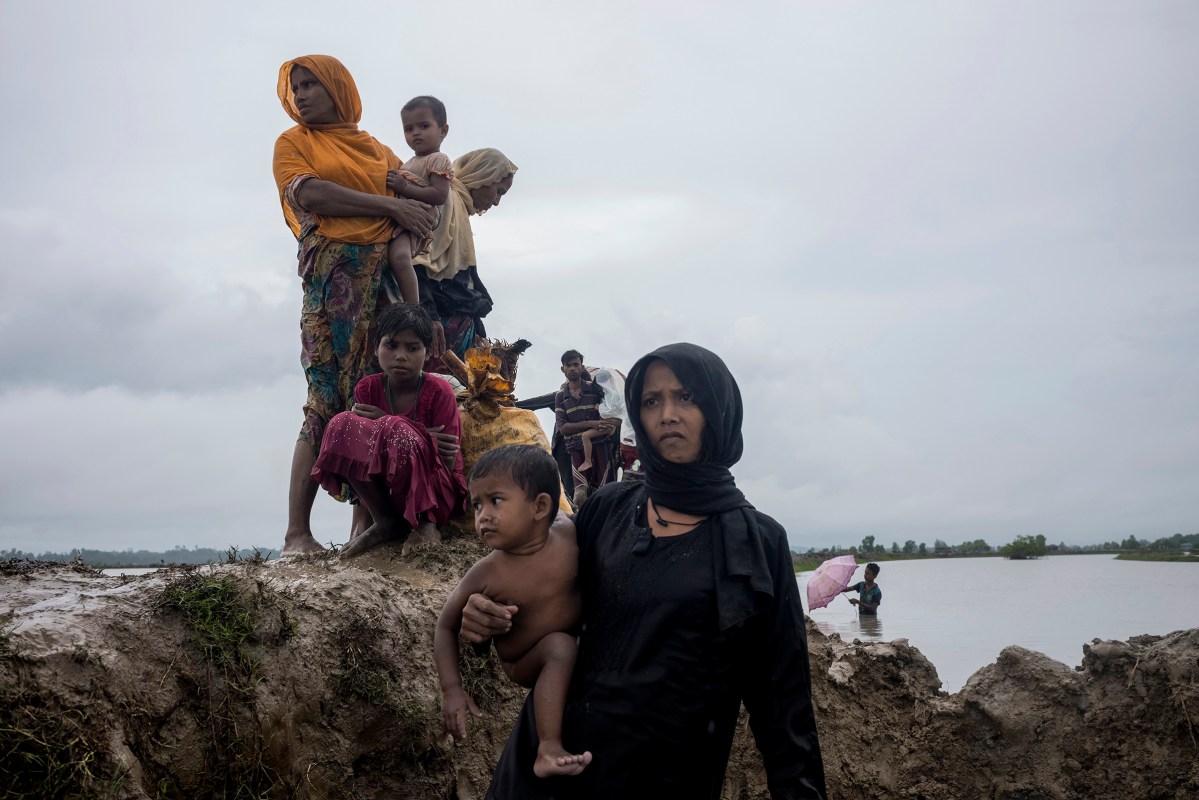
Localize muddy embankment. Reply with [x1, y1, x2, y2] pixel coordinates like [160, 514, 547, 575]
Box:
[1, 532, 1196, 800]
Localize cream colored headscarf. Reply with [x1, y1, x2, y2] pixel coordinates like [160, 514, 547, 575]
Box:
[414, 148, 518, 281]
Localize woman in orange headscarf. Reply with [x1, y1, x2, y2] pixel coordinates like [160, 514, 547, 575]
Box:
[274, 55, 438, 556]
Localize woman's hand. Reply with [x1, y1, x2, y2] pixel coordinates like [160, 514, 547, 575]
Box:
[460, 592, 518, 643]
[430, 321, 447, 359]
[441, 686, 482, 741]
[427, 425, 459, 471]
[389, 197, 436, 239]
[352, 403, 386, 420]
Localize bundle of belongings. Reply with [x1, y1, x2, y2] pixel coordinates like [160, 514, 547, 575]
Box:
[441, 340, 574, 524]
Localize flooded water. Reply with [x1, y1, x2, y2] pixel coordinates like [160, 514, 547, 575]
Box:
[798, 554, 1197, 693]
[100, 567, 167, 576]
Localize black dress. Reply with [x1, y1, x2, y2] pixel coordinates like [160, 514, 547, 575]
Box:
[486, 481, 826, 800]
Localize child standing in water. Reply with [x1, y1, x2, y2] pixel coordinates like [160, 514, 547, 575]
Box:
[843, 562, 882, 613]
[385, 96, 453, 305]
[434, 445, 592, 778]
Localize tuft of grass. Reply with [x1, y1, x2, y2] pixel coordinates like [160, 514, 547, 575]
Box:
[331, 612, 434, 762]
[222, 546, 271, 566]
[158, 573, 259, 676]
[0, 685, 125, 799]
[152, 571, 297, 798]
[459, 645, 505, 710]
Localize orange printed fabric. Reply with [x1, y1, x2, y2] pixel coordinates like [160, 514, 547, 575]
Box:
[273, 55, 401, 245]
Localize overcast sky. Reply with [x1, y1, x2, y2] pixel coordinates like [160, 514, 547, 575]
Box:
[1, 1, 1195, 554]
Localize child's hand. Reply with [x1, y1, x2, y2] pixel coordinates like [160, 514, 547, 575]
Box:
[386, 169, 408, 197]
[352, 403, 385, 420]
[441, 687, 482, 740]
[427, 425, 460, 464]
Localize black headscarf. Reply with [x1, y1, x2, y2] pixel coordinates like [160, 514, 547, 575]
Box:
[624, 343, 776, 632]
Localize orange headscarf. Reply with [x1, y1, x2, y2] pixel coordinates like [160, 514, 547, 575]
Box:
[272, 55, 400, 245]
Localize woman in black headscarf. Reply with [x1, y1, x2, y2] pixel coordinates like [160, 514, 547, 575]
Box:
[462, 343, 826, 799]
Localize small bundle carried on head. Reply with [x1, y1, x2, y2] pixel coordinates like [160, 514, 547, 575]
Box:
[442, 338, 531, 421]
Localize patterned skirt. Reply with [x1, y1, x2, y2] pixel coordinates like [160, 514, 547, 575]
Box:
[295, 233, 387, 450]
[311, 411, 465, 526]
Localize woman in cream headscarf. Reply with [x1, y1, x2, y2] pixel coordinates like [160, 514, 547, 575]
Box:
[274, 55, 438, 556]
[410, 147, 518, 371]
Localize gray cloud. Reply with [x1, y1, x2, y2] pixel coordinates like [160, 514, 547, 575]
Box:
[1, 1, 1196, 553]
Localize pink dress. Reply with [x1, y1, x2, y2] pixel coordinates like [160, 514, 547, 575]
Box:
[311, 373, 467, 526]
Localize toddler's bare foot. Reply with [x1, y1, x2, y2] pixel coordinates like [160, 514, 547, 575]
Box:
[402, 521, 442, 556]
[340, 518, 405, 558]
[533, 746, 592, 778]
[578, 458, 592, 472]
[281, 530, 326, 557]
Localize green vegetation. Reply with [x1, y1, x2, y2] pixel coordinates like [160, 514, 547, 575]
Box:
[331, 612, 433, 762]
[152, 571, 295, 798]
[792, 529, 1196, 571]
[1115, 551, 1199, 563]
[0, 687, 126, 800]
[1, 616, 126, 798]
[1001, 534, 1048, 560]
[2, 545, 278, 569]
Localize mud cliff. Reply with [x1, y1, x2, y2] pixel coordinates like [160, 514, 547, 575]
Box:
[1, 537, 1196, 799]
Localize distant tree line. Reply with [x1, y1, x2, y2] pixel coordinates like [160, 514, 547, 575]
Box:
[796, 531, 1195, 561]
[1, 545, 278, 567]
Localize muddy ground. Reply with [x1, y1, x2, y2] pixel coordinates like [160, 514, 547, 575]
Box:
[1, 531, 1196, 800]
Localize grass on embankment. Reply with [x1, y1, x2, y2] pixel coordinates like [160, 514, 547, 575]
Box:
[1114, 551, 1199, 562]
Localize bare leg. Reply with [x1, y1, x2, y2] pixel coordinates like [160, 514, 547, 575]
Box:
[503, 632, 592, 778]
[388, 234, 420, 305]
[350, 503, 372, 540]
[339, 475, 409, 557]
[578, 430, 595, 473]
[282, 440, 324, 556]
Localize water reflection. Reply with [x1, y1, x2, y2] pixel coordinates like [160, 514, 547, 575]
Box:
[857, 613, 883, 638]
[812, 613, 883, 642]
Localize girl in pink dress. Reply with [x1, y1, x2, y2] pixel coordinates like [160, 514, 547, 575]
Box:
[312, 304, 467, 556]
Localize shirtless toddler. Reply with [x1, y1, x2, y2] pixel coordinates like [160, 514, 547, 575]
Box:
[433, 445, 592, 778]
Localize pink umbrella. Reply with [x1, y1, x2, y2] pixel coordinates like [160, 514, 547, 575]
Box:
[805, 555, 858, 611]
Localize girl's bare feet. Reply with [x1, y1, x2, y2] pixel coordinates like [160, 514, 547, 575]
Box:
[340, 517, 406, 557]
[281, 530, 326, 556]
[533, 746, 592, 778]
[401, 521, 442, 556]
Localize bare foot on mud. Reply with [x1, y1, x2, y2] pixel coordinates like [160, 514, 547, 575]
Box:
[340, 519, 406, 558]
[533, 746, 592, 778]
[401, 522, 442, 556]
[281, 530, 326, 557]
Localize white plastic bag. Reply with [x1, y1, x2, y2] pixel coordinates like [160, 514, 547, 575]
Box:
[591, 367, 636, 447]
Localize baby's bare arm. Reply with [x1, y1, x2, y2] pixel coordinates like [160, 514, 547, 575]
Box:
[435, 562, 495, 739]
[400, 173, 450, 206]
[434, 562, 493, 692]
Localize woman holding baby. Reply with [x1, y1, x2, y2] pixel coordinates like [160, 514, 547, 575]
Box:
[463, 343, 827, 799]
[273, 55, 518, 555]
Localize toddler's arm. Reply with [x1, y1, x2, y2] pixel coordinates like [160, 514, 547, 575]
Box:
[434, 566, 489, 739]
[387, 171, 450, 207]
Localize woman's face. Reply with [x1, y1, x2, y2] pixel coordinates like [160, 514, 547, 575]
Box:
[469, 174, 514, 214]
[290, 65, 338, 125]
[639, 360, 706, 464]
